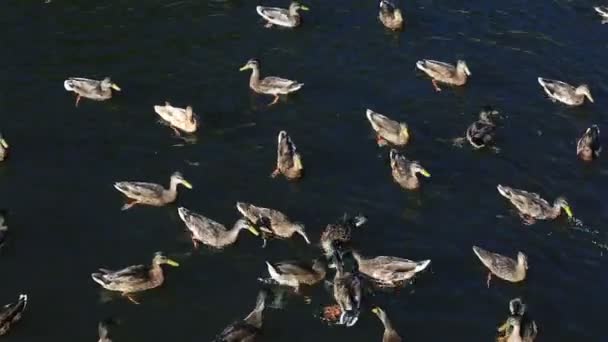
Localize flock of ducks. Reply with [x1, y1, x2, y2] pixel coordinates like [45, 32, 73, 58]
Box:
[1, 1, 606, 341]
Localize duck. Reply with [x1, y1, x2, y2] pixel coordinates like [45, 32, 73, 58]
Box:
[416, 59, 471, 92]
[372, 307, 402, 342]
[98, 320, 113, 342]
[389, 149, 430, 190]
[212, 290, 267, 342]
[332, 254, 362, 327]
[497, 184, 573, 225]
[594, 6, 608, 23]
[114, 172, 192, 210]
[498, 317, 525, 342]
[366, 109, 409, 147]
[378, 0, 404, 31]
[0, 211, 7, 249]
[154, 102, 198, 135]
[256, 2, 309, 28]
[454, 106, 500, 149]
[350, 250, 430, 288]
[537, 78, 593, 106]
[320, 214, 368, 258]
[236, 202, 309, 246]
[472, 246, 527, 288]
[577, 125, 601, 161]
[63, 77, 121, 107]
[0, 294, 28, 336]
[263, 259, 327, 291]
[497, 298, 538, 342]
[177, 207, 260, 249]
[239, 59, 304, 106]
[0, 134, 8, 161]
[91, 252, 179, 304]
[271, 131, 304, 180]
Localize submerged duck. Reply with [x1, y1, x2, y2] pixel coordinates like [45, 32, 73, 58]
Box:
[454, 106, 500, 150]
[0, 134, 8, 161]
[64, 77, 121, 107]
[378, 0, 404, 31]
[350, 250, 430, 288]
[594, 6, 608, 23]
[239, 59, 304, 106]
[320, 214, 368, 258]
[497, 184, 573, 225]
[389, 149, 430, 190]
[0, 294, 27, 336]
[212, 290, 267, 342]
[154, 102, 198, 135]
[236, 202, 309, 245]
[91, 252, 179, 304]
[256, 2, 309, 28]
[416, 59, 471, 92]
[372, 307, 402, 342]
[0, 211, 7, 249]
[366, 109, 409, 147]
[114, 172, 192, 210]
[271, 131, 304, 180]
[332, 254, 362, 327]
[537, 78, 593, 106]
[472, 246, 527, 288]
[98, 320, 113, 342]
[498, 298, 538, 342]
[264, 259, 327, 291]
[177, 207, 259, 249]
[577, 125, 601, 161]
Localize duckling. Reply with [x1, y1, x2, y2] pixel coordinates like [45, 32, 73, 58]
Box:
[537, 78, 593, 106]
[154, 102, 198, 135]
[372, 307, 402, 342]
[320, 214, 368, 258]
[236, 202, 309, 245]
[0, 294, 27, 336]
[239, 59, 304, 106]
[350, 250, 431, 288]
[594, 6, 608, 24]
[271, 131, 304, 180]
[378, 0, 404, 31]
[256, 2, 309, 28]
[472, 246, 527, 288]
[497, 184, 573, 225]
[416, 59, 471, 91]
[366, 109, 409, 147]
[64, 77, 121, 107]
[263, 259, 327, 291]
[114, 172, 192, 210]
[389, 149, 430, 190]
[577, 125, 601, 161]
[454, 106, 500, 150]
[212, 290, 267, 342]
[498, 298, 538, 342]
[0, 134, 8, 161]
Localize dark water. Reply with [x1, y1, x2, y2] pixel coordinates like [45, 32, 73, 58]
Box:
[1, 0, 607, 340]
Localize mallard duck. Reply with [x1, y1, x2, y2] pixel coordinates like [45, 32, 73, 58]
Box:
[63, 77, 121, 107]
[577, 125, 601, 161]
[454, 106, 500, 149]
[372, 307, 402, 342]
[350, 251, 430, 287]
[0, 294, 27, 336]
[498, 317, 525, 342]
[366, 109, 409, 147]
[497, 184, 573, 225]
[332, 254, 362, 327]
[0, 134, 8, 161]
[320, 214, 368, 258]
[154, 102, 198, 135]
[472, 246, 527, 288]
[98, 320, 112, 342]
[177, 207, 259, 249]
[594, 6, 608, 23]
[389, 149, 430, 190]
[236, 202, 309, 246]
[212, 290, 267, 342]
[114, 171, 192, 210]
[91, 252, 179, 304]
[0, 211, 7, 249]
[537, 78, 593, 106]
[378, 0, 404, 31]
[239, 59, 304, 106]
[264, 259, 327, 290]
[498, 298, 538, 342]
[256, 2, 309, 28]
[416, 59, 471, 92]
[271, 131, 304, 180]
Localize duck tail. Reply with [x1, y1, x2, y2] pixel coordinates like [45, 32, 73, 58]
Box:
[340, 309, 360, 327]
[415, 259, 431, 273]
[63, 79, 75, 91]
[91, 273, 108, 286]
[266, 261, 281, 280]
[290, 82, 304, 92]
[496, 184, 510, 198]
[415, 60, 428, 72]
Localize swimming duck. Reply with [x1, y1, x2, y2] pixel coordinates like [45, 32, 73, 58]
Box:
[594, 6, 608, 23]
[320, 214, 368, 258]
[264, 259, 327, 291]
[98, 321, 112, 342]
[0, 294, 27, 336]
[212, 290, 267, 342]
[372, 307, 402, 342]
[239, 59, 304, 106]
[0, 134, 8, 161]
[236, 202, 309, 245]
[114, 172, 192, 210]
[350, 251, 430, 288]
[416, 59, 471, 92]
[537, 78, 593, 106]
[91, 252, 179, 304]
[454, 106, 500, 149]
[497, 184, 573, 225]
[378, 0, 404, 31]
[577, 125, 601, 161]
[271, 131, 304, 180]
[332, 254, 362, 327]
[256, 2, 309, 28]
[498, 298, 538, 342]
[154, 102, 198, 135]
[177, 207, 260, 249]
[498, 317, 525, 342]
[366, 109, 409, 147]
[389, 149, 430, 190]
[63, 77, 121, 107]
[472, 246, 527, 288]
[0, 212, 7, 249]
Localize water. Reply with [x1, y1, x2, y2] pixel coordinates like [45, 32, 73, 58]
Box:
[1, 0, 607, 340]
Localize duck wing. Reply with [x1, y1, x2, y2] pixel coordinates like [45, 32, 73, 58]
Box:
[366, 109, 400, 136]
[416, 60, 456, 78]
[178, 207, 226, 242]
[466, 121, 495, 147]
[114, 182, 164, 199]
[473, 246, 517, 277]
[256, 6, 292, 25]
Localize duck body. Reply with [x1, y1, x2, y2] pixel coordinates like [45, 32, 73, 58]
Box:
[0, 294, 28, 336]
[265, 259, 326, 289]
[178, 207, 259, 249]
[416, 59, 470, 91]
[256, 2, 309, 28]
[332, 258, 362, 327]
[378, 0, 404, 30]
[498, 298, 538, 342]
[497, 184, 573, 225]
[537, 78, 593, 106]
[351, 251, 430, 287]
[366, 109, 409, 146]
[271, 131, 304, 180]
[154, 102, 198, 134]
[114, 172, 192, 209]
[473, 246, 527, 287]
[389, 149, 430, 190]
[213, 291, 267, 342]
[320, 214, 368, 258]
[577, 125, 601, 161]
[236, 202, 309, 243]
[240, 59, 303, 105]
[64, 77, 121, 106]
[466, 107, 499, 149]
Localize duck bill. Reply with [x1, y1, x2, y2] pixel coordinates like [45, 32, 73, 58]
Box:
[182, 180, 193, 189]
[111, 83, 121, 91]
[420, 169, 431, 178]
[300, 5, 310, 10]
[166, 259, 180, 267]
[0, 139, 8, 149]
[371, 307, 380, 315]
[239, 65, 249, 71]
[563, 205, 573, 218]
[247, 226, 260, 236]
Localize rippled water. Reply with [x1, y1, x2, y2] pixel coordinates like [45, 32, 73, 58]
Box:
[1, 0, 607, 341]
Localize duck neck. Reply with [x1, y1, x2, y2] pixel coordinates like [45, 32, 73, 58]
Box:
[289, 6, 300, 17]
[150, 261, 165, 284]
[223, 223, 245, 245]
[249, 67, 261, 89]
[244, 295, 265, 328]
[378, 312, 394, 331]
[551, 202, 562, 218]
